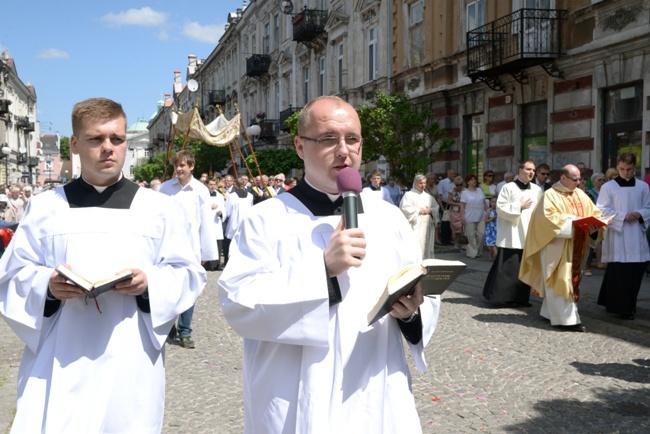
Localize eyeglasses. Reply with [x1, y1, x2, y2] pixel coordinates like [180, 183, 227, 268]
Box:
[485, 174, 494, 177]
[539, 172, 550, 176]
[568, 177, 582, 182]
[300, 135, 362, 152]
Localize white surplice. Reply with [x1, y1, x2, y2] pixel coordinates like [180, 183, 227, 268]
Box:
[399, 188, 439, 259]
[0, 185, 206, 433]
[224, 190, 254, 239]
[597, 178, 650, 263]
[207, 192, 226, 240]
[495, 180, 543, 249]
[160, 176, 218, 262]
[218, 191, 440, 434]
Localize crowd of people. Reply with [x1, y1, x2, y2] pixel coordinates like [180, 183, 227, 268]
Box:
[0, 94, 648, 433]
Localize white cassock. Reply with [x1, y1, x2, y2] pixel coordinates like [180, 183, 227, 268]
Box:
[597, 178, 650, 263]
[208, 192, 226, 241]
[495, 180, 542, 249]
[0, 179, 206, 433]
[361, 185, 394, 204]
[399, 188, 439, 259]
[218, 190, 440, 434]
[160, 176, 218, 262]
[224, 190, 254, 239]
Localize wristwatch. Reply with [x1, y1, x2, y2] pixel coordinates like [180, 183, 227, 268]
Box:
[399, 310, 419, 323]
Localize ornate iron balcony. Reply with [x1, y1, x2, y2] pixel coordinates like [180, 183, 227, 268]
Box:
[0, 99, 10, 115]
[208, 90, 226, 107]
[246, 54, 272, 78]
[292, 9, 327, 44]
[467, 8, 567, 91]
[258, 119, 280, 140]
[14, 116, 35, 132]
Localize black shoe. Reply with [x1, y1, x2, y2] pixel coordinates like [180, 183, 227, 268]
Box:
[167, 325, 178, 344]
[553, 324, 587, 333]
[180, 336, 196, 349]
[617, 314, 635, 320]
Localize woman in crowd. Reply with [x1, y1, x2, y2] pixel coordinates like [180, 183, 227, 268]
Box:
[447, 175, 465, 250]
[460, 173, 487, 258]
[605, 167, 618, 182]
[480, 170, 497, 202]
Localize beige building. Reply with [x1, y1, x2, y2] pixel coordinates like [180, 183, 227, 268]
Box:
[150, 0, 649, 180]
[392, 0, 650, 179]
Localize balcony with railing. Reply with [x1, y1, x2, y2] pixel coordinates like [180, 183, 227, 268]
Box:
[279, 106, 302, 132]
[467, 8, 567, 91]
[292, 9, 327, 48]
[246, 54, 272, 78]
[209, 90, 226, 107]
[14, 116, 35, 132]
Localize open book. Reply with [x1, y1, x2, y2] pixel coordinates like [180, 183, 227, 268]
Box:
[367, 258, 466, 325]
[56, 265, 134, 299]
[573, 214, 615, 232]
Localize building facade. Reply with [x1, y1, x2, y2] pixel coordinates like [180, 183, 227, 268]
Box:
[149, 0, 649, 180]
[0, 51, 39, 186]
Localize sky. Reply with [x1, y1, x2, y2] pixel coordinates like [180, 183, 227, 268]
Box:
[1, 0, 247, 138]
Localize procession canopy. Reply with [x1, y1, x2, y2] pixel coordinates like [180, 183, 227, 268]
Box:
[171, 107, 241, 147]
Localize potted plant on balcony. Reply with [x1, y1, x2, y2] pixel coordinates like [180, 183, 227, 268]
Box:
[256, 111, 266, 122]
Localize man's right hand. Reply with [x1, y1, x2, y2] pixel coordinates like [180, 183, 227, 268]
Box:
[323, 217, 366, 277]
[48, 265, 86, 300]
[520, 197, 533, 209]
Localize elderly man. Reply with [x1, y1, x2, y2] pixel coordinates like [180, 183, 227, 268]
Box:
[218, 96, 439, 433]
[597, 152, 650, 320]
[483, 160, 542, 306]
[438, 168, 458, 245]
[4, 185, 25, 222]
[519, 164, 601, 332]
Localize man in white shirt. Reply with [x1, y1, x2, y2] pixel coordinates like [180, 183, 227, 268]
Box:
[160, 150, 218, 348]
[361, 170, 393, 204]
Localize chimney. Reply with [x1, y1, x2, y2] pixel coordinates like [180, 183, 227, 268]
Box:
[187, 54, 197, 78]
[174, 69, 181, 84]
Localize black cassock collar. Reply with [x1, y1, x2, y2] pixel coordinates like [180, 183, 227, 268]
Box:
[615, 177, 635, 188]
[514, 178, 531, 191]
[289, 177, 365, 217]
[64, 176, 139, 209]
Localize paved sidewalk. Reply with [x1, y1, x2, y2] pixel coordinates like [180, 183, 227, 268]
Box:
[436, 245, 650, 333]
[1, 252, 649, 433]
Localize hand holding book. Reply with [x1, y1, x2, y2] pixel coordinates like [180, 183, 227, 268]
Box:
[54, 265, 136, 299]
[572, 214, 615, 232]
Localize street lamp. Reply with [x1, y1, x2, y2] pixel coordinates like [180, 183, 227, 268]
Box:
[1, 146, 10, 185]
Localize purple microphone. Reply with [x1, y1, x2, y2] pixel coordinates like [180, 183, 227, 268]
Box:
[336, 167, 362, 229]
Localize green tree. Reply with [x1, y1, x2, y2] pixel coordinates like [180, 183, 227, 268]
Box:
[133, 152, 168, 182]
[245, 148, 304, 176]
[184, 140, 232, 178]
[59, 137, 71, 160]
[357, 90, 454, 183]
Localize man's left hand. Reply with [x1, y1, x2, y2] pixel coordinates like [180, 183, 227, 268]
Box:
[112, 268, 148, 296]
[390, 282, 424, 320]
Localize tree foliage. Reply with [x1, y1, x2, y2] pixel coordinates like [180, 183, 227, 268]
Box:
[59, 137, 71, 160]
[357, 90, 454, 184]
[245, 148, 304, 176]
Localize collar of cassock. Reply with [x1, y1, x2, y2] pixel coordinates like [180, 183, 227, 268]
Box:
[552, 182, 577, 196]
[289, 177, 365, 216]
[615, 176, 635, 187]
[514, 178, 530, 190]
[64, 174, 139, 209]
[369, 185, 381, 191]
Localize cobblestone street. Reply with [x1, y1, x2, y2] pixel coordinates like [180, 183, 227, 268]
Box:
[2, 250, 649, 433]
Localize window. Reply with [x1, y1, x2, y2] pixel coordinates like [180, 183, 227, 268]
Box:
[522, 102, 548, 164]
[303, 65, 310, 105]
[408, 1, 424, 67]
[274, 15, 280, 50]
[274, 83, 280, 117]
[263, 23, 270, 54]
[368, 27, 377, 81]
[467, 0, 485, 32]
[251, 34, 257, 54]
[338, 44, 344, 92]
[319, 57, 326, 96]
[464, 114, 484, 176]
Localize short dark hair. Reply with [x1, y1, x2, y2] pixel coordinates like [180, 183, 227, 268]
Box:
[72, 98, 126, 136]
[618, 152, 637, 166]
[465, 173, 477, 184]
[518, 160, 535, 170]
